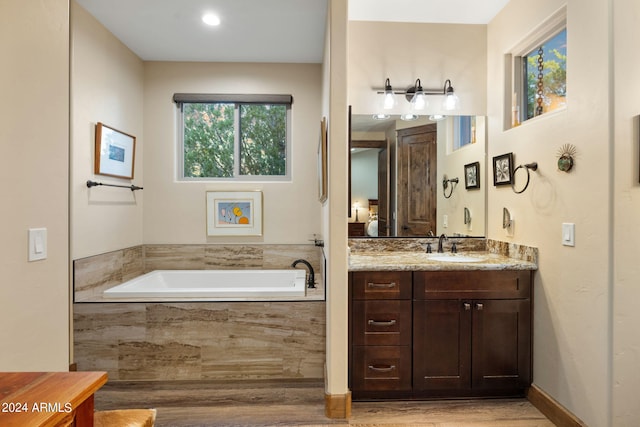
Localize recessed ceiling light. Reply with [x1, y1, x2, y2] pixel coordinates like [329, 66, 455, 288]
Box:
[202, 13, 221, 26]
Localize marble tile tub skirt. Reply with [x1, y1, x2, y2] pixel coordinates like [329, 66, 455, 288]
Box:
[73, 300, 326, 381]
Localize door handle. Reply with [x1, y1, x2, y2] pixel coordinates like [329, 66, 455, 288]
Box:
[476, 303, 484, 311]
[463, 302, 471, 311]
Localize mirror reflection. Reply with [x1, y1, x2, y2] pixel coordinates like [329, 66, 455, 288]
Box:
[349, 114, 486, 238]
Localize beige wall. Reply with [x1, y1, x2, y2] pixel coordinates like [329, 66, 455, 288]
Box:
[0, 0, 70, 370]
[613, 0, 640, 425]
[437, 116, 487, 236]
[348, 21, 487, 117]
[142, 62, 322, 244]
[70, 1, 145, 259]
[488, 1, 610, 426]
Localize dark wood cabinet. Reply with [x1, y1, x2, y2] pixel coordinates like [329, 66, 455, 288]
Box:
[348, 222, 366, 237]
[350, 271, 412, 394]
[350, 269, 533, 400]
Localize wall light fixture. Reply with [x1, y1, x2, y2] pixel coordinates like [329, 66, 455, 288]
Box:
[375, 77, 461, 120]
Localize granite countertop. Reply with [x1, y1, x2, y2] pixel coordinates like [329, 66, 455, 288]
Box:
[349, 251, 537, 272]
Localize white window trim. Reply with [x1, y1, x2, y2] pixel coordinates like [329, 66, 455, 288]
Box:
[505, 5, 567, 130]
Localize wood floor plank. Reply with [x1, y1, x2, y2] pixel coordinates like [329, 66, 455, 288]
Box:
[94, 380, 555, 427]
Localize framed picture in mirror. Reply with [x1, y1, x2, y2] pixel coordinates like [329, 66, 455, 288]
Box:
[493, 152, 514, 186]
[464, 162, 480, 189]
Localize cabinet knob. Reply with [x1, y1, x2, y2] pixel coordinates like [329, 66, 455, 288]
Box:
[476, 303, 484, 310]
[463, 302, 471, 311]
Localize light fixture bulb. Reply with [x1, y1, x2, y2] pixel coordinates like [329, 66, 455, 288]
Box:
[202, 13, 221, 26]
[382, 78, 396, 110]
[411, 79, 426, 110]
[442, 80, 460, 111]
[443, 93, 460, 111]
[412, 92, 426, 110]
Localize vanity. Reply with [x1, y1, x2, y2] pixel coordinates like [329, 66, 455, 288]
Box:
[348, 243, 537, 400]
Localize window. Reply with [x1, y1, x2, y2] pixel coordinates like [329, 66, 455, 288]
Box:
[453, 116, 475, 150]
[174, 94, 292, 180]
[508, 7, 566, 128]
[521, 28, 567, 120]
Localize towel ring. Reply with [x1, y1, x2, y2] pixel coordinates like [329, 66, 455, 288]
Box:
[512, 162, 538, 194]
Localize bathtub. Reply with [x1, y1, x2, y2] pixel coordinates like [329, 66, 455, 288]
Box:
[103, 269, 307, 301]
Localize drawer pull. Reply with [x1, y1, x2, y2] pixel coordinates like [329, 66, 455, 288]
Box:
[464, 303, 471, 311]
[368, 319, 397, 327]
[476, 303, 484, 310]
[368, 364, 396, 373]
[367, 282, 397, 289]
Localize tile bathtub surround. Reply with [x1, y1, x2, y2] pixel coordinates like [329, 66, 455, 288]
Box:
[73, 301, 326, 381]
[74, 246, 144, 301]
[74, 244, 324, 302]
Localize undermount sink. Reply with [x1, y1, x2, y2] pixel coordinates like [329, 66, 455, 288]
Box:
[427, 254, 485, 263]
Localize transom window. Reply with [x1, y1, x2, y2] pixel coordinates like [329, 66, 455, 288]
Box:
[507, 7, 567, 128]
[174, 94, 292, 180]
[521, 28, 567, 121]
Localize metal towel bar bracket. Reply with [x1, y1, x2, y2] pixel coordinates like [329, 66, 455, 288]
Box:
[86, 180, 143, 191]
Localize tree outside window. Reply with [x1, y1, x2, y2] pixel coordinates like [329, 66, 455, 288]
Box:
[523, 28, 567, 120]
[181, 102, 289, 179]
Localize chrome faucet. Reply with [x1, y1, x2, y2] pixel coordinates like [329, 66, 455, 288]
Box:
[292, 259, 315, 288]
[437, 234, 448, 253]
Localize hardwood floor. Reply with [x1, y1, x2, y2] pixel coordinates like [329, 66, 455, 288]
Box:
[94, 380, 555, 427]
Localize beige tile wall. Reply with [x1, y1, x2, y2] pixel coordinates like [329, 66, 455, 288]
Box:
[73, 301, 326, 381]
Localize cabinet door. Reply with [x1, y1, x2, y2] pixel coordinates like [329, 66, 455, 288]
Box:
[413, 299, 472, 390]
[471, 299, 531, 390]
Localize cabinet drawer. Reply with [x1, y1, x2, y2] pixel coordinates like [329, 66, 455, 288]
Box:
[352, 300, 412, 346]
[352, 271, 412, 300]
[414, 270, 531, 299]
[352, 346, 411, 391]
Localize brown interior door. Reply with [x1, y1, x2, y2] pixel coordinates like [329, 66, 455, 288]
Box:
[397, 124, 437, 236]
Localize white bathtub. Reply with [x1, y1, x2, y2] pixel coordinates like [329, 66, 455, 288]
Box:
[103, 269, 307, 301]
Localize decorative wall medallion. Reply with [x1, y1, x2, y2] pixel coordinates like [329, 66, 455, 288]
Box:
[557, 144, 576, 172]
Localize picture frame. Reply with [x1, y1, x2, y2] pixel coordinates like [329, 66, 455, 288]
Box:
[464, 161, 481, 189]
[493, 152, 514, 186]
[318, 117, 328, 203]
[94, 122, 136, 179]
[206, 191, 263, 236]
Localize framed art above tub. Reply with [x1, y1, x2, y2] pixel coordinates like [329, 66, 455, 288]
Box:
[206, 191, 263, 236]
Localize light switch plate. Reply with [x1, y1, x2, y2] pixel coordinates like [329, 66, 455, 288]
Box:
[562, 223, 575, 247]
[28, 228, 47, 261]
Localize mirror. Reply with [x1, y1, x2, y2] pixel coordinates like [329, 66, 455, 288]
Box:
[349, 114, 486, 238]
